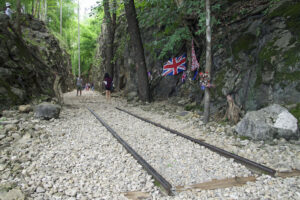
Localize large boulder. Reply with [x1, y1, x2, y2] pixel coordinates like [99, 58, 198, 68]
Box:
[0, 188, 25, 200]
[235, 104, 299, 140]
[34, 103, 61, 120]
[18, 105, 32, 113]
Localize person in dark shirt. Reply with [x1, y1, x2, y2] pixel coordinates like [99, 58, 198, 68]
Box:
[76, 77, 83, 96]
[104, 73, 112, 102]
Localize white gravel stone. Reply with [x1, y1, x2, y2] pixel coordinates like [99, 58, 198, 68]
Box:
[36, 186, 45, 193]
[1, 90, 299, 200]
[65, 188, 77, 197]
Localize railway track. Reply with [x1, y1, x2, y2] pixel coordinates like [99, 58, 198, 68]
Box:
[115, 107, 276, 176]
[87, 105, 277, 196]
[87, 107, 173, 195]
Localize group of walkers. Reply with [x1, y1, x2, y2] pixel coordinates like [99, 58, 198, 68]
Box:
[85, 82, 94, 91]
[76, 78, 94, 95]
[76, 73, 113, 102]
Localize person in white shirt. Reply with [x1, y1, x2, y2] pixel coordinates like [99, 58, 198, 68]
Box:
[5, 2, 13, 18]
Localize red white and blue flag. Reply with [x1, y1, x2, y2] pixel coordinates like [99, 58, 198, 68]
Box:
[181, 71, 187, 83]
[191, 40, 200, 71]
[162, 54, 187, 76]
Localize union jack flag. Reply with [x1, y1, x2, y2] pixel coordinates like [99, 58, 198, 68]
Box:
[162, 54, 187, 76]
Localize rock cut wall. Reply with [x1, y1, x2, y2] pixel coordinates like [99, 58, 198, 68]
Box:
[0, 14, 73, 110]
[91, 0, 300, 117]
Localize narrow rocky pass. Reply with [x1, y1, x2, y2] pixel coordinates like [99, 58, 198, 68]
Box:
[0, 90, 299, 200]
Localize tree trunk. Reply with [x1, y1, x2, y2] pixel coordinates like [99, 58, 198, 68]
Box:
[34, 0, 38, 18]
[16, 0, 21, 35]
[224, 95, 241, 124]
[103, 0, 115, 79]
[203, 0, 212, 123]
[60, 0, 62, 35]
[111, 0, 117, 81]
[124, 0, 150, 102]
[44, 0, 47, 22]
[32, 0, 35, 15]
[78, 0, 81, 77]
[37, 0, 40, 19]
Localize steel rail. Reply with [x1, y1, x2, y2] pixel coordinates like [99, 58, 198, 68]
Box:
[87, 107, 173, 195]
[116, 107, 276, 176]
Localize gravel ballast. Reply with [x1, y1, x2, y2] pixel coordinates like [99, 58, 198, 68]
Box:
[0, 90, 299, 200]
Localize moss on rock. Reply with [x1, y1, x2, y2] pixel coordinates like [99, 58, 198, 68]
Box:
[269, 1, 300, 39]
[275, 71, 300, 82]
[213, 68, 227, 97]
[258, 39, 278, 64]
[282, 47, 300, 68]
[0, 79, 21, 105]
[232, 34, 256, 59]
[184, 103, 203, 111]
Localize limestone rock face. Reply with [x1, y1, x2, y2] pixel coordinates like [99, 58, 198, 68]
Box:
[34, 103, 61, 120]
[91, 0, 300, 113]
[235, 104, 299, 140]
[212, 0, 300, 113]
[0, 14, 73, 111]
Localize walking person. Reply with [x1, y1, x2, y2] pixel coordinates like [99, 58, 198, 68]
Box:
[91, 83, 94, 91]
[103, 73, 112, 102]
[5, 2, 13, 18]
[76, 77, 83, 96]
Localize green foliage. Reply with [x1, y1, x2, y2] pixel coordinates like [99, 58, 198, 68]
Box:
[38, 0, 102, 78]
[275, 71, 300, 82]
[0, 0, 103, 79]
[238, 135, 251, 141]
[136, 0, 220, 60]
[70, 17, 101, 77]
[154, 180, 161, 187]
[289, 103, 300, 126]
[113, 34, 129, 64]
[184, 103, 202, 111]
[137, 0, 192, 60]
[268, 1, 300, 39]
[0, 0, 32, 13]
[158, 27, 191, 59]
[211, 68, 226, 98]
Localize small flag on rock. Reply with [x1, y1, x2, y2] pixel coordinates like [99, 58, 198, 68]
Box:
[191, 40, 199, 71]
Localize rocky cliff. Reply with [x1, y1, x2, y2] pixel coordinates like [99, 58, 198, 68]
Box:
[212, 0, 300, 112]
[0, 14, 73, 110]
[91, 0, 299, 119]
